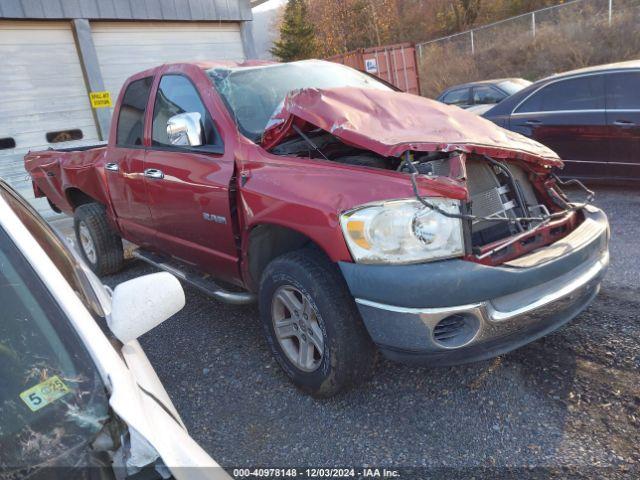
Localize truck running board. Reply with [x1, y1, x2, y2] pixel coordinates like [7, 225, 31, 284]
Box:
[132, 249, 257, 305]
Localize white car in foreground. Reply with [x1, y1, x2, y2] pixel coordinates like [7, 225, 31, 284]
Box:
[0, 179, 229, 479]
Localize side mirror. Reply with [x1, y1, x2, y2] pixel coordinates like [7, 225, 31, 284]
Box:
[108, 272, 185, 343]
[167, 112, 203, 147]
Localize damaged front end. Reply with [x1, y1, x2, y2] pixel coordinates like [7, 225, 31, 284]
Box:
[398, 150, 593, 266]
[264, 88, 611, 366]
[262, 87, 594, 266]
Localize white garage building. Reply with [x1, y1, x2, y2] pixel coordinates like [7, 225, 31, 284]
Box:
[0, 0, 255, 216]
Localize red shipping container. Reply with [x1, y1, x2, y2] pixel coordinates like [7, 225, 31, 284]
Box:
[327, 43, 420, 95]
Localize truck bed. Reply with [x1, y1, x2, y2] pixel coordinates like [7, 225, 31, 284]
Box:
[49, 143, 107, 152]
[24, 145, 110, 215]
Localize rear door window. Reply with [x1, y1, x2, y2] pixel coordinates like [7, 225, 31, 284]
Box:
[442, 88, 470, 106]
[116, 77, 153, 146]
[606, 71, 640, 109]
[515, 75, 605, 113]
[473, 85, 506, 104]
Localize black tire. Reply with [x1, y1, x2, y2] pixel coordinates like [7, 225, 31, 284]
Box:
[259, 248, 376, 397]
[47, 197, 62, 214]
[74, 203, 124, 276]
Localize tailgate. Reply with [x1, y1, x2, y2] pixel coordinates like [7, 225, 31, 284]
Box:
[25, 151, 67, 209]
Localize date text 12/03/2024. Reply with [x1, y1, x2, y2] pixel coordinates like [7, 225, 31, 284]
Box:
[232, 468, 401, 478]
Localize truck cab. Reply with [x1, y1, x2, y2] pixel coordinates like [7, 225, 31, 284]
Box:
[26, 60, 609, 397]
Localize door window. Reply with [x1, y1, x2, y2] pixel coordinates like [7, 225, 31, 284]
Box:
[606, 72, 640, 109]
[515, 75, 605, 113]
[152, 75, 221, 148]
[441, 88, 470, 106]
[473, 85, 505, 104]
[0, 138, 16, 150]
[116, 77, 153, 146]
[46, 129, 83, 143]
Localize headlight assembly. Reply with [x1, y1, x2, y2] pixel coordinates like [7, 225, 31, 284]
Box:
[340, 198, 464, 264]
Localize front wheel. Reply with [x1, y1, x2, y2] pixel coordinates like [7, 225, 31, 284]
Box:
[74, 203, 124, 276]
[259, 249, 376, 397]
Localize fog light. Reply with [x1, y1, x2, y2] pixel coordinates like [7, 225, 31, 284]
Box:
[432, 314, 480, 348]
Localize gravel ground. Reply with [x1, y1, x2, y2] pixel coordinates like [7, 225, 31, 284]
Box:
[101, 187, 640, 477]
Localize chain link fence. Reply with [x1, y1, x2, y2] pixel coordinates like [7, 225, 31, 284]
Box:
[416, 0, 640, 97]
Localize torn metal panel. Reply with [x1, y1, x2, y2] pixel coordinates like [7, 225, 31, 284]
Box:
[262, 87, 563, 166]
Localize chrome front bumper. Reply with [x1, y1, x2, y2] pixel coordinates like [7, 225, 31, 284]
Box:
[340, 206, 610, 366]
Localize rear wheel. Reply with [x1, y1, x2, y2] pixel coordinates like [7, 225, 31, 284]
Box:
[74, 203, 124, 276]
[47, 198, 61, 214]
[259, 248, 376, 397]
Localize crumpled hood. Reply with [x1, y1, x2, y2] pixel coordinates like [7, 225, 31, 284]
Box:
[261, 87, 562, 167]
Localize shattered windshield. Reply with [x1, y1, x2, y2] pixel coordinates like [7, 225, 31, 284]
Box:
[0, 228, 110, 475]
[208, 60, 392, 141]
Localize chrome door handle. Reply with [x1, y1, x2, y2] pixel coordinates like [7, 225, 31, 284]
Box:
[105, 162, 119, 172]
[144, 168, 164, 179]
[524, 119, 541, 125]
[613, 120, 636, 127]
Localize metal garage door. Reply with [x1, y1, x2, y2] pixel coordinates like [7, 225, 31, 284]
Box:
[0, 21, 99, 216]
[92, 21, 245, 103]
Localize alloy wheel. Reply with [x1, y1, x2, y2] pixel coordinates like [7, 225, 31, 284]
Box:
[78, 222, 97, 264]
[271, 285, 325, 372]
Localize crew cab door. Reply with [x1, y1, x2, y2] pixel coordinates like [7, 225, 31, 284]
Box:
[143, 68, 240, 282]
[510, 74, 608, 179]
[105, 76, 155, 247]
[605, 71, 640, 181]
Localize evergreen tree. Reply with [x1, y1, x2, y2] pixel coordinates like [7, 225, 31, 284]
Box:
[270, 0, 318, 61]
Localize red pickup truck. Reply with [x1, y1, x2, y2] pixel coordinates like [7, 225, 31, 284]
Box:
[26, 60, 610, 397]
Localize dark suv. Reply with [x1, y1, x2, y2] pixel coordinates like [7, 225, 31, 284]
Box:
[483, 60, 640, 182]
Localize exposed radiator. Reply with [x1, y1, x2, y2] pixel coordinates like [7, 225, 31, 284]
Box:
[466, 160, 517, 232]
[417, 156, 546, 246]
[472, 185, 517, 224]
[466, 159, 546, 246]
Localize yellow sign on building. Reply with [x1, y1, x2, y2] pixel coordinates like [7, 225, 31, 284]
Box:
[89, 91, 113, 108]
